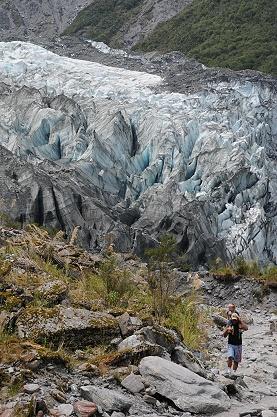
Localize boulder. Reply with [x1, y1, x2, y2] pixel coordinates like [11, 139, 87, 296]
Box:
[172, 346, 207, 378]
[139, 356, 230, 414]
[118, 334, 169, 363]
[136, 325, 180, 353]
[118, 312, 143, 337]
[212, 314, 228, 329]
[51, 404, 74, 416]
[73, 400, 97, 417]
[80, 386, 132, 413]
[36, 280, 68, 305]
[77, 363, 100, 376]
[121, 373, 145, 393]
[23, 383, 40, 394]
[17, 306, 120, 349]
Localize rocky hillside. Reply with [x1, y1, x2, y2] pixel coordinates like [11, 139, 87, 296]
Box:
[0, 223, 276, 417]
[0, 41, 276, 264]
[0, 0, 90, 40]
[64, 0, 192, 48]
[136, 0, 277, 76]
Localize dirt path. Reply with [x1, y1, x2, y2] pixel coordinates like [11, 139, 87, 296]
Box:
[211, 310, 277, 417]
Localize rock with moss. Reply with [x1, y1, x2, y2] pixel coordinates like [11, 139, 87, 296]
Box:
[16, 306, 120, 349]
[0, 291, 23, 312]
[36, 280, 68, 305]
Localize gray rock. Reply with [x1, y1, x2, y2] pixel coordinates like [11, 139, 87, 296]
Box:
[56, 404, 74, 416]
[212, 314, 228, 329]
[118, 312, 143, 337]
[143, 394, 157, 405]
[118, 334, 169, 360]
[121, 373, 145, 394]
[136, 325, 180, 353]
[80, 386, 132, 413]
[172, 346, 207, 378]
[23, 383, 40, 394]
[139, 356, 230, 414]
[240, 410, 263, 417]
[110, 413, 125, 417]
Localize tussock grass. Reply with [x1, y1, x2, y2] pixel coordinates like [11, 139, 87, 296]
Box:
[165, 292, 208, 350]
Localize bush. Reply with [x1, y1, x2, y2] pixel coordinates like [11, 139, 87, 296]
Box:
[261, 265, 277, 285]
[165, 292, 207, 350]
[233, 257, 261, 277]
[94, 255, 136, 307]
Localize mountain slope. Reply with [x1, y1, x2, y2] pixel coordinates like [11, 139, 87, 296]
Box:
[136, 0, 277, 76]
[64, 0, 192, 48]
[0, 0, 90, 39]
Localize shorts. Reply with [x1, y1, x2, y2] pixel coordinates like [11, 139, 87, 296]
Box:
[227, 344, 242, 363]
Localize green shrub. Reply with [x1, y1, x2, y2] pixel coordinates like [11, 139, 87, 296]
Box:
[98, 255, 136, 306]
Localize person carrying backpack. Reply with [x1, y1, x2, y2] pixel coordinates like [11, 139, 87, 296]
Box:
[223, 312, 248, 375]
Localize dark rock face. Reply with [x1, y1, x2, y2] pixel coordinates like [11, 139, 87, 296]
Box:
[0, 42, 277, 264]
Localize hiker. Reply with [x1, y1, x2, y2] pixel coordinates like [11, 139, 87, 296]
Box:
[226, 303, 239, 321]
[223, 312, 248, 374]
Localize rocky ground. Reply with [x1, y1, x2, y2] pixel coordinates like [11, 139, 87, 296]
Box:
[0, 225, 276, 417]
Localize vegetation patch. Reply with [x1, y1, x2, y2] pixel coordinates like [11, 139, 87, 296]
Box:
[211, 257, 277, 287]
[165, 292, 208, 350]
[64, 0, 144, 48]
[136, 0, 277, 76]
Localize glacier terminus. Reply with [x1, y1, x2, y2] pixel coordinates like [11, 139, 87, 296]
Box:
[0, 41, 276, 265]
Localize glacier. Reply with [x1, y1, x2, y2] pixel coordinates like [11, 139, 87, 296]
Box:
[0, 41, 276, 264]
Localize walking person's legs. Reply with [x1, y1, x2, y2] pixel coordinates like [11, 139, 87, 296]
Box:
[227, 357, 233, 369]
[227, 344, 235, 374]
